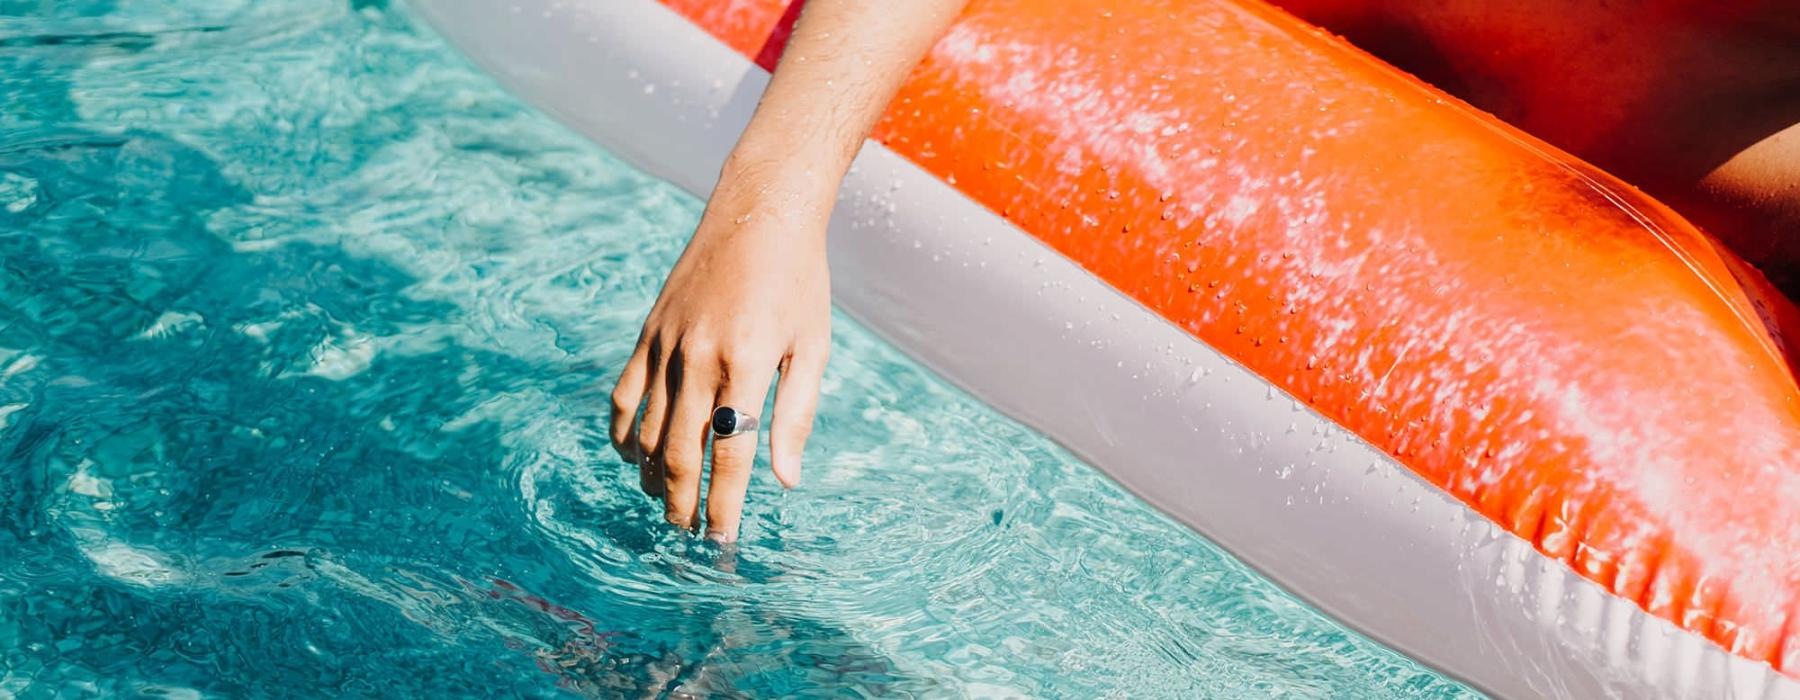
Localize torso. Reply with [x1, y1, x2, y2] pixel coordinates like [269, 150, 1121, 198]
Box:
[1273, 0, 1800, 290]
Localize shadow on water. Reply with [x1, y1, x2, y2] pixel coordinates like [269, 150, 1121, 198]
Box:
[0, 48, 926, 700]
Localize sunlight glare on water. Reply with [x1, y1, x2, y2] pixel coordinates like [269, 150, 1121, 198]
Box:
[0, 0, 1479, 696]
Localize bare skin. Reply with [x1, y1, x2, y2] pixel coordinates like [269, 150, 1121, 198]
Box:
[608, 0, 969, 541]
[614, 0, 1800, 540]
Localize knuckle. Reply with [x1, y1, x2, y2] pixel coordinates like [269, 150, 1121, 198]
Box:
[710, 451, 749, 474]
[781, 423, 814, 443]
[662, 446, 700, 475]
[679, 333, 721, 360]
[609, 389, 637, 416]
[724, 323, 762, 354]
[776, 412, 816, 437]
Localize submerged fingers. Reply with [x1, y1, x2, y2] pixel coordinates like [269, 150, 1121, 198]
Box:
[659, 370, 714, 530]
[608, 339, 650, 463]
[634, 338, 671, 498]
[619, 331, 817, 538]
[705, 357, 778, 541]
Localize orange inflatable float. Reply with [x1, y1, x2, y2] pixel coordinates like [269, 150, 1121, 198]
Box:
[416, 0, 1800, 696]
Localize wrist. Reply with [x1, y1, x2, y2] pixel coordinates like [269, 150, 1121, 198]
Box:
[703, 146, 849, 242]
[720, 139, 855, 193]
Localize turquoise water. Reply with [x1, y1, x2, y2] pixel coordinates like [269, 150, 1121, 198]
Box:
[0, 1, 1480, 697]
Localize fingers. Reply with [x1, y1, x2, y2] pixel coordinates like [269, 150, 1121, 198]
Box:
[634, 338, 671, 498]
[628, 330, 824, 537]
[769, 343, 827, 489]
[705, 358, 778, 542]
[658, 345, 716, 530]
[609, 339, 651, 463]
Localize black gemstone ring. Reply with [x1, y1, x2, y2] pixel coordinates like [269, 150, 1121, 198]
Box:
[711, 406, 758, 438]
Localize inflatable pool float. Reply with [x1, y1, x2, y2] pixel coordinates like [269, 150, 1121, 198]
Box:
[410, 1, 1800, 697]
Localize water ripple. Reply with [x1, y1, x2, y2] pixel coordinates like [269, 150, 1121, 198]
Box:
[0, 0, 1477, 697]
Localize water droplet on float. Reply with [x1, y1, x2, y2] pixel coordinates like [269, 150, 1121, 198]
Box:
[643, 83, 656, 95]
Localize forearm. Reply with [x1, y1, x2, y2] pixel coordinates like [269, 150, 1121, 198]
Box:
[712, 0, 968, 223]
[616, 0, 967, 535]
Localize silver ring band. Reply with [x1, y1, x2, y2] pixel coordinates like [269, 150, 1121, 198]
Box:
[711, 406, 758, 437]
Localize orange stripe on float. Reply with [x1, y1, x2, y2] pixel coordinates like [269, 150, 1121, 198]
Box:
[658, 0, 1800, 674]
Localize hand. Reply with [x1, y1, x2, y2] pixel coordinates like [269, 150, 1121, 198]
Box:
[609, 172, 832, 541]
[607, 0, 967, 541]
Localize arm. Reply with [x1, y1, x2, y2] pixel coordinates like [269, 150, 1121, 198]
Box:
[608, 0, 969, 541]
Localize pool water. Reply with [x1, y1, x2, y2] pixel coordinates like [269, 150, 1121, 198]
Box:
[0, 1, 1480, 697]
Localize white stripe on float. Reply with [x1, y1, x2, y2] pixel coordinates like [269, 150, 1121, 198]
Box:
[406, 1, 1798, 697]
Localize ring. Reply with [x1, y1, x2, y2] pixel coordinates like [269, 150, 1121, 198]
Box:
[711, 406, 758, 437]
